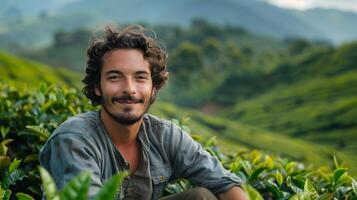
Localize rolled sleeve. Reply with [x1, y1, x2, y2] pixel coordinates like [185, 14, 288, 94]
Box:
[167, 124, 243, 194]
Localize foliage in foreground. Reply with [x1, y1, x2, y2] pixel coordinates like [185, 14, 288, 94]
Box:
[39, 167, 127, 200]
[0, 82, 356, 199]
[165, 120, 357, 200]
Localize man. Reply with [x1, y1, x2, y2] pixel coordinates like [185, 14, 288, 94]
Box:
[39, 25, 248, 200]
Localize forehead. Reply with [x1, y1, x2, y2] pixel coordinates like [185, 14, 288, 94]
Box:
[102, 49, 150, 74]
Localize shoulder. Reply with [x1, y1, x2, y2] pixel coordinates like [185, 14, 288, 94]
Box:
[48, 111, 100, 142]
[143, 114, 190, 147]
[40, 111, 101, 162]
[143, 114, 172, 129]
[143, 114, 182, 136]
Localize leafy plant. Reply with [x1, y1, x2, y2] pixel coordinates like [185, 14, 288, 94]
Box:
[39, 167, 127, 200]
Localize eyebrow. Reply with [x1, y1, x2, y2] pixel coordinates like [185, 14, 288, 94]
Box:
[105, 70, 150, 76]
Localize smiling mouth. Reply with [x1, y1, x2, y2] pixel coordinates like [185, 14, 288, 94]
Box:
[112, 96, 144, 104]
[115, 100, 140, 104]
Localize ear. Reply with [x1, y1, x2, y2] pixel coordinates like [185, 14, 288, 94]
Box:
[150, 87, 157, 104]
[152, 87, 156, 97]
[94, 85, 101, 97]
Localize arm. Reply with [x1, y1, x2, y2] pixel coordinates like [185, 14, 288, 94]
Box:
[167, 123, 244, 195]
[217, 186, 249, 200]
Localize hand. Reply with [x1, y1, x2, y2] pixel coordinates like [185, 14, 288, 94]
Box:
[217, 186, 249, 200]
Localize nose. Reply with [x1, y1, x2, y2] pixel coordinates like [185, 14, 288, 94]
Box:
[122, 78, 136, 95]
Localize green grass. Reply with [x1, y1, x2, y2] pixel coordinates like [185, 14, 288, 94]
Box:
[0, 51, 83, 88]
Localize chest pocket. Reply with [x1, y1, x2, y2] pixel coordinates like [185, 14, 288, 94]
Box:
[151, 165, 171, 200]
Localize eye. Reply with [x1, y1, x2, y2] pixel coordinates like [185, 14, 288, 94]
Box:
[108, 75, 119, 81]
[136, 75, 149, 80]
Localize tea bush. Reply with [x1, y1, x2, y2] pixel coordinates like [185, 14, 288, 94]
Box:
[0, 82, 356, 200]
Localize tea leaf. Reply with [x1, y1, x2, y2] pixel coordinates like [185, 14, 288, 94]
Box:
[241, 184, 264, 200]
[351, 177, 357, 196]
[9, 158, 22, 173]
[333, 168, 347, 185]
[0, 126, 10, 139]
[304, 179, 318, 200]
[250, 166, 267, 180]
[93, 171, 128, 200]
[275, 171, 283, 187]
[38, 167, 60, 200]
[60, 171, 91, 200]
[2, 169, 26, 189]
[0, 187, 11, 200]
[15, 192, 35, 200]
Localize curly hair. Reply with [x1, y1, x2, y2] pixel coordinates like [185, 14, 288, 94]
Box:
[82, 25, 169, 106]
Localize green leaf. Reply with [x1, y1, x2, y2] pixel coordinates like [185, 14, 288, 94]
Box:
[93, 171, 128, 200]
[60, 171, 91, 200]
[15, 192, 35, 200]
[290, 192, 311, 200]
[39, 82, 48, 94]
[287, 176, 303, 194]
[0, 126, 10, 139]
[265, 184, 283, 199]
[26, 125, 50, 142]
[0, 156, 11, 170]
[241, 184, 264, 200]
[0, 139, 14, 156]
[333, 155, 339, 169]
[303, 179, 318, 200]
[275, 171, 283, 187]
[351, 177, 357, 196]
[9, 158, 22, 173]
[333, 168, 347, 185]
[2, 169, 26, 189]
[205, 136, 217, 147]
[285, 161, 297, 174]
[264, 155, 274, 169]
[318, 193, 334, 200]
[250, 166, 267, 180]
[24, 154, 38, 163]
[38, 166, 60, 200]
[41, 101, 54, 112]
[239, 160, 252, 176]
[0, 187, 12, 200]
[68, 105, 77, 116]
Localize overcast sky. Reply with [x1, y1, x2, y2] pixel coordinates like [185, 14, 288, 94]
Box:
[264, 0, 357, 13]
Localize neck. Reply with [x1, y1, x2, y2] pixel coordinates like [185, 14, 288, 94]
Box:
[100, 109, 142, 146]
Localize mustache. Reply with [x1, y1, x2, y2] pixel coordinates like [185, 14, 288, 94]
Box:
[112, 95, 144, 103]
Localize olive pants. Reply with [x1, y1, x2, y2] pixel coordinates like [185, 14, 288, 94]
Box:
[160, 187, 218, 200]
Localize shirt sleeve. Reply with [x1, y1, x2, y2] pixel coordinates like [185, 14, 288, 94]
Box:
[167, 123, 243, 194]
[39, 132, 103, 198]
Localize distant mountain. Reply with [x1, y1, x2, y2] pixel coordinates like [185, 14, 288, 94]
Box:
[0, 0, 356, 49]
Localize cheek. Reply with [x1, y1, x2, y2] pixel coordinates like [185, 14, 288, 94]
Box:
[102, 83, 120, 95]
[139, 85, 153, 97]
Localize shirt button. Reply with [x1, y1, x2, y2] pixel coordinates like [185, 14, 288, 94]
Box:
[159, 176, 166, 181]
[127, 188, 134, 194]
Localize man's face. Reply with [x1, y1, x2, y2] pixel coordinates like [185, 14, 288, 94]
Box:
[95, 49, 155, 125]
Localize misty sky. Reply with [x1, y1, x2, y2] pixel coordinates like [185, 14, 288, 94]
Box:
[264, 0, 357, 13]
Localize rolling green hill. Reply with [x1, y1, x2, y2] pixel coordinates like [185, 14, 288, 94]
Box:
[0, 51, 83, 88]
[222, 42, 357, 170]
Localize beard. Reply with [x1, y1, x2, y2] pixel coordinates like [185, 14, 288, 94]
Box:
[102, 102, 148, 125]
[100, 92, 155, 126]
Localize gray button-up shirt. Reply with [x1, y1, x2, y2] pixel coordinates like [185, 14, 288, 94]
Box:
[39, 111, 242, 200]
